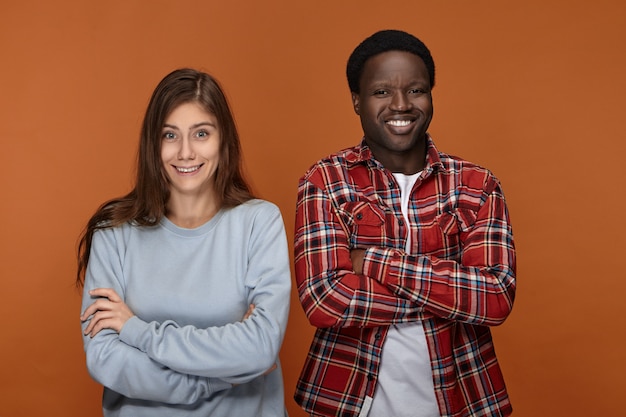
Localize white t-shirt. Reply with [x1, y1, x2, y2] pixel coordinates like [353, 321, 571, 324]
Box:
[365, 172, 439, 417]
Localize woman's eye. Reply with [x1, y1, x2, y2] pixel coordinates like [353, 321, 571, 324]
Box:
[162, 132, 176, 140]
[196, 130, 209, 138]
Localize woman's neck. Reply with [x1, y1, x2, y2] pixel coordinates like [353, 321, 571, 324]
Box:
[165, 191, 221, 229]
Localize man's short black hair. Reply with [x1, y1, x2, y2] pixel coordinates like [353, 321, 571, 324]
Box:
[346, 29, 435, 93]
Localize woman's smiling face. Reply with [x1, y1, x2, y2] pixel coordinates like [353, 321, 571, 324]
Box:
[160, 101, 221, 198]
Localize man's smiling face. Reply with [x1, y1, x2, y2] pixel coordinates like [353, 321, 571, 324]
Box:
[352, 50, 433, 172]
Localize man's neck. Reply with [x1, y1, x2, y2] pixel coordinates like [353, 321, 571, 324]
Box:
[368, 141, 427, 175]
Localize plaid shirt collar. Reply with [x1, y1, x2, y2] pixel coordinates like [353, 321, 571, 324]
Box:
[344, 133, 445, 177]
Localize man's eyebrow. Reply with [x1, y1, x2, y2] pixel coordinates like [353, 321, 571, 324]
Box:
[369, 79, 428, 87]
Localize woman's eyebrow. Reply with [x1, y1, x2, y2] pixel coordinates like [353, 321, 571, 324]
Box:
[162, 121, 216, 130]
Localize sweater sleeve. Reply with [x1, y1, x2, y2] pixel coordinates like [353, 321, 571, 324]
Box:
[81, 228, 232, 404]
[362, 176, 516, 326]
[118, 202, 292, 384]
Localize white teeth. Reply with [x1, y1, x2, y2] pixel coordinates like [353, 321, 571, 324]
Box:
[387, 120, 412, 127]
[176, 166, 200, 173]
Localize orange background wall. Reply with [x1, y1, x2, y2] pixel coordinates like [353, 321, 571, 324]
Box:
[1, 1, 625, 416]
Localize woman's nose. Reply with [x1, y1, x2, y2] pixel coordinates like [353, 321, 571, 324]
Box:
[177, 138, 195, 159]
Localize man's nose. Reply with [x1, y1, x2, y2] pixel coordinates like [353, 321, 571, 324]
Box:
[390, 92, 412, 111]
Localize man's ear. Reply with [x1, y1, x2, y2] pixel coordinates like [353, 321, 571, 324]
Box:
[351, 92, 360, 115]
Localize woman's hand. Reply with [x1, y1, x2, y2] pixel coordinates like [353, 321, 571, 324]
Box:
[81, 288, 134, 337]
[239, 303, 277, 377]
[242, 304, 255, 321]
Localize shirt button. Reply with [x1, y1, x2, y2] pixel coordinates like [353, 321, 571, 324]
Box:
[356, 213, 363, 220]
[375, 332, 381, 339]
[398, 219, 404, 226]
[367, 373, 374, 381]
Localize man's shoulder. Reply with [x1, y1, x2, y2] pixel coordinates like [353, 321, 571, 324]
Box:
[302, 145, 361, 176]
[437, 151, 493, 175]
[319, 145, 361, 165]
[435, 151, 503, 195]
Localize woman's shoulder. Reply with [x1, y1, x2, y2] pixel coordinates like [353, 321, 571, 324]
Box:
[238, 198, 280, 214]
[92, 219, 153, 242]
[224, 199, 283, 224]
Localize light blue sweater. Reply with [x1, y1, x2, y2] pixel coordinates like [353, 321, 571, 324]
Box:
[81, 199, 291, 417]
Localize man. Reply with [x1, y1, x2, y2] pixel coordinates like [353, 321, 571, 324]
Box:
[294, 29, 516, 417]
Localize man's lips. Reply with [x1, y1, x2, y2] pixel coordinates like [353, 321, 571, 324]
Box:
[385, 119, 413, 127]
[385, 118, 416, 134]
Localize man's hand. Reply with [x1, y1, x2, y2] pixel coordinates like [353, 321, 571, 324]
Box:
[350, 249, 366, 275]
[81, 288, 134, 337]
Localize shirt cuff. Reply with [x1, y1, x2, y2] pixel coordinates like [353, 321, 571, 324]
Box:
[362, 247, 399, 285]
[209, 378, 234, 393]
[119, 315, 149, 350]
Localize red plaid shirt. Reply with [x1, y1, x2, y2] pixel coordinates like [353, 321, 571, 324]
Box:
[294, 136, 516, 417]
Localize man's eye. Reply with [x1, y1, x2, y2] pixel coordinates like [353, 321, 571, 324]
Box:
[373, 90, 388, 96]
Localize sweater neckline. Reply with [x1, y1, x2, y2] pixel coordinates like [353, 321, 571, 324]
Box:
[160, 209, 225, 237]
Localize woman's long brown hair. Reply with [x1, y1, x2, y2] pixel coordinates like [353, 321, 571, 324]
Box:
[76, 68, 254, 288]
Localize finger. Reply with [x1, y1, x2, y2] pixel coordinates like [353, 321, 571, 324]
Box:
[89, 288, 122, 302]
[88, 318, 114, 338]
[81, 303, 102, 321]
[90, 314, 129, 337]
[81, 299, 114, 321]
[81, 300, 106, 320]
[263, 363, 277, 376]
[243, 304, 255, 320]
[83, 310, 113, 335]
[83, 313, 97, 335]
[83, 320, 93, 335]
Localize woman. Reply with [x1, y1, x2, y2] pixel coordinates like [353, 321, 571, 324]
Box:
[77, 68, 291, 416]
